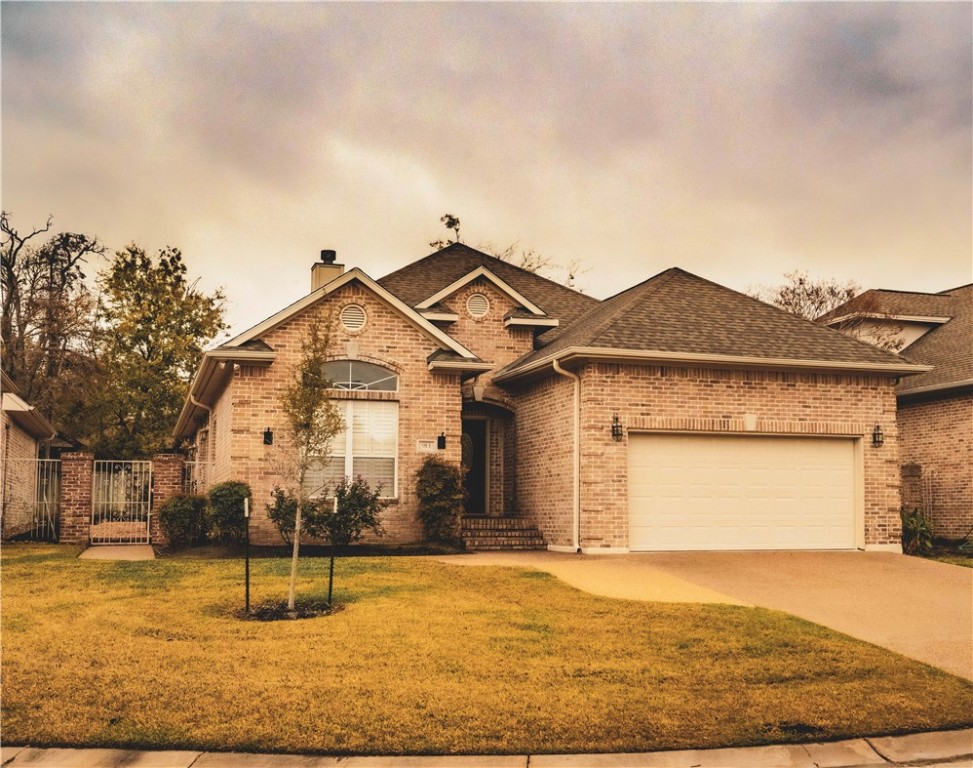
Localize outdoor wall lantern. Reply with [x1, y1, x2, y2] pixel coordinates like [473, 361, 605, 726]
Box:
[437, 432, 447, 450]
[872, 424, 884, 448]
[263, 427, 274, 446]
[611, 412, 624, 442]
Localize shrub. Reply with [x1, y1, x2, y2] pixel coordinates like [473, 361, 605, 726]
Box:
[901, 508, 934, 555]
[158, 494, 210, 548]
[267, 487, 319, 546]
[414, 456, 465, 543]
[310, 476, 386, 547]
[207, 481, 252, 544]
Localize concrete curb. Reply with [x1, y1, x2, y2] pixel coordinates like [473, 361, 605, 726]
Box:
[1, 729, 970, 768]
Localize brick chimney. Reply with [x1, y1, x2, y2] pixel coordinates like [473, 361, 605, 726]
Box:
[311, 249, 344, 291]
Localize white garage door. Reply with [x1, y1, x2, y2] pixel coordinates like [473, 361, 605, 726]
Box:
[628, 434, 857, 551]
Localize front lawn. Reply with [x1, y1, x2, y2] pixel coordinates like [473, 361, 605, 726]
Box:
[2, 544, 971, 755]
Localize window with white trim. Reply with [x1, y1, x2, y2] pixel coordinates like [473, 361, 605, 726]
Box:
[305, 400, 398, 498]
[304, 361, 399, 498]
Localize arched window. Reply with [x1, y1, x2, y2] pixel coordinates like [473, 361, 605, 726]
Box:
[323, 360, 398, 391]
[305, 360, 399, 497]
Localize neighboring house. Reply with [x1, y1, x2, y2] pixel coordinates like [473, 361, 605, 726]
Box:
[822, 285, 972, 540]
[175, 243, 925, 552]
[1, 371, 56, 539]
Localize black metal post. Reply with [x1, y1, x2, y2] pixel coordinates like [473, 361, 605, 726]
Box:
[244, 496, 251, 614]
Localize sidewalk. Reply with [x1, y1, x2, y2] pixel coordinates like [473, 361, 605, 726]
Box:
[2, 728, 971, 767]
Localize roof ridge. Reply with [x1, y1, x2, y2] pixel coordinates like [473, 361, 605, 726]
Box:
[537, 268, 678, 349]
[582, 269, 680, 346]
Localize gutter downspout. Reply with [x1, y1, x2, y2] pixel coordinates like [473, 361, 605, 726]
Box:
[189, 392, 213, 443]
[552, 359, 581, 553]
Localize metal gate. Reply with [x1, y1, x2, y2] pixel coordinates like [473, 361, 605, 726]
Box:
[91, 461, 152, 544]
[1, 459, 61, 541]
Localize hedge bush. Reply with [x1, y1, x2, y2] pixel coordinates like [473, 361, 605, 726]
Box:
[158, 494, 210, 548]
[414, 456, 465, 543]
[207, 481, 252, 544]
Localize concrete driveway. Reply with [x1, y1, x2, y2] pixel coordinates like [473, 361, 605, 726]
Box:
[437, 551, 973, 680]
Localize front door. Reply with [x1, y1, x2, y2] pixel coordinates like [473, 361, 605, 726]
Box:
[462, 419, 488, 515]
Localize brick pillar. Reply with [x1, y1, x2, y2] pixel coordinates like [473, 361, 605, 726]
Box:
[59, 452, 94, 544]
[151, 453, 186, 545]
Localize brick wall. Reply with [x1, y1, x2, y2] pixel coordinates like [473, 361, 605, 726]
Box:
[512, 374, 576, 548]
[514, 363, 902, 551]
[211, 282, 464, 545]
[1, 416, 43, 538]
[59, 452, 94, 544]
[151, 453, 185, 545]
[898, 391, 973, 539]
[445, 279, 535, 400]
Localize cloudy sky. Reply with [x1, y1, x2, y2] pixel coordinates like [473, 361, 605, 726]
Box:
[3, 2, 970, 337]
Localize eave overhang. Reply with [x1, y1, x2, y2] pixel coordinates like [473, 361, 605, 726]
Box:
[824, 313, 953, 326]
[504, 316, 559, 329]
[1, 392, 56, 440]
[897, 378, 973, 400]
[173, 348, 276, 439]
[493, 346, 933, 385]
[428, 360, 495, 374]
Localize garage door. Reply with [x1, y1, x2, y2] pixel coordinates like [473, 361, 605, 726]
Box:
[628, 434, 857, 551]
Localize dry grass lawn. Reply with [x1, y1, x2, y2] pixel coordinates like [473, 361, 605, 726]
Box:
[2, 543, 971, 756]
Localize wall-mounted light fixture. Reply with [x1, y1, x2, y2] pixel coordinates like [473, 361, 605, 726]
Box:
[611, 412, 624, 442]
[872, 424, 884, 448]
[263, 427, 274, 446]
[437, 432, 447, 450]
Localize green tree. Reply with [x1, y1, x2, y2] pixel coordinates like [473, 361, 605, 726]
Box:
[275, 314, 344, 612]
[92, 245, 226, 457]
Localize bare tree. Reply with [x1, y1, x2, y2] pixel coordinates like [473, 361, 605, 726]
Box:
[1, 212, 104, 435]
[749, 271, 860, 320]
[751, 271, 904, 352]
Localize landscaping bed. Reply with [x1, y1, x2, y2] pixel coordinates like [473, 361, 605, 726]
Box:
[2, 543, 971, 755]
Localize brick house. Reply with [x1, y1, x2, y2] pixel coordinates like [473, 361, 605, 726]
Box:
[1, 371, 56, 539]
[822, 284, 972, 540]
[175, 244, 925, 552]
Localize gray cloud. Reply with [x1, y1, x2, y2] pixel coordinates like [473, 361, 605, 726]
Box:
[2, 2, 969, 334]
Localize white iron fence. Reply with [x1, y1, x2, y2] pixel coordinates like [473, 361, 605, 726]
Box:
[91, 461, 153, 544]
[1, 458, 61, 541]
[182, 461, 213, 496]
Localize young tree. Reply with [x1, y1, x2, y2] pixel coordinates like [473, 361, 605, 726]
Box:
[276, 314, 344, 612]
[93, 245, 226, 457]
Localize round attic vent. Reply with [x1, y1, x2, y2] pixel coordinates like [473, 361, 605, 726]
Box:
[467, 293, 490, 319]
[340, 304, 367, 332]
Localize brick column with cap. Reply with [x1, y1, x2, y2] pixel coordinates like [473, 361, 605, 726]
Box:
[59, 452, 93, 544]
[151, 453, 186, 546]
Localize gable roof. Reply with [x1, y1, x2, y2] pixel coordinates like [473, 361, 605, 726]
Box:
[175, 267, 492, 439]
[819, 287, 964, 324]
[496, 268, 927, 382]
[820, 284, 972, 397]
[225, 267, 478, 359]
[887, 285, 972, 396]
[378, 243, 599, 329]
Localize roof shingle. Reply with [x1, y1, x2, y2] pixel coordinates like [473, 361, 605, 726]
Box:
[499, 267, 913, 378]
